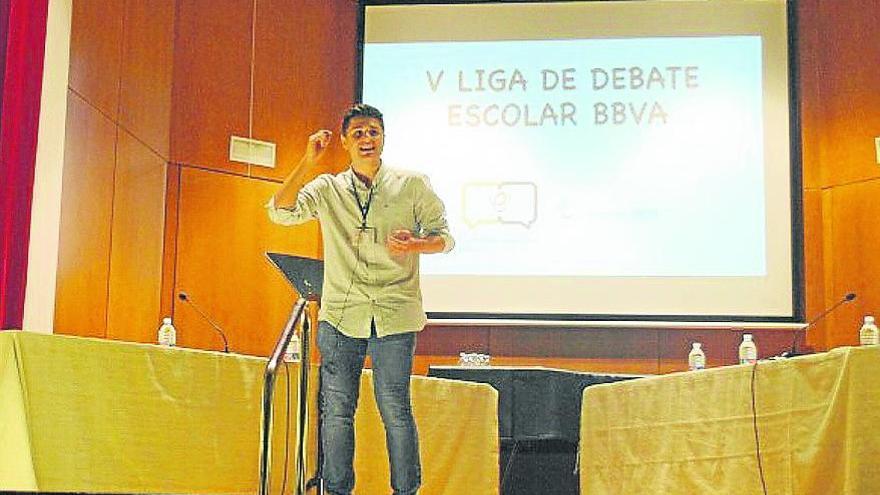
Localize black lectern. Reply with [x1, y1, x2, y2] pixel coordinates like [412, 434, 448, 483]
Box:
[261, 253, 324, 495]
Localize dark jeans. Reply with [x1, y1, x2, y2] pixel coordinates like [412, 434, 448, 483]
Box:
[317, 320, 421, 495]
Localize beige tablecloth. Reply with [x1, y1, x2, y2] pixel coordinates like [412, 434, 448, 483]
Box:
[0, 331, 498, 494]
[580, 346, 880, 494]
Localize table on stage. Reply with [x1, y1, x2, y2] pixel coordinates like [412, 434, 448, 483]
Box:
[0, 331, 498, 494]
[579, 346, 880, 494]
[429, 365, 642, 495]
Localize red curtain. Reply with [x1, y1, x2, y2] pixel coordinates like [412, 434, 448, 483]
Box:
[0, 0, 49, 329]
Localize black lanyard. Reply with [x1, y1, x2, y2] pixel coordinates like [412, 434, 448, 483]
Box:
[351, 175, 375, 229]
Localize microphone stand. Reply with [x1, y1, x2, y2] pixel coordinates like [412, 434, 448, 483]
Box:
[178, 292, 230, 353]
[783, 293, 856, 357]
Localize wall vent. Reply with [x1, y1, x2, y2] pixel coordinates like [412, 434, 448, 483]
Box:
[229, 136, 276, 168]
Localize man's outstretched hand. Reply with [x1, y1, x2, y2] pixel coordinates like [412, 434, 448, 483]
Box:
[387, 229, 446, 256]
[387, 229, 416, 256]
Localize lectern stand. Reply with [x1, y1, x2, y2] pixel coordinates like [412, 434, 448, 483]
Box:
[260, 252, 324, 495]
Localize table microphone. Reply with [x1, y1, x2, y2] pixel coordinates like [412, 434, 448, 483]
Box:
[178, 292, 230, 353]
[783, 292, 856, 357]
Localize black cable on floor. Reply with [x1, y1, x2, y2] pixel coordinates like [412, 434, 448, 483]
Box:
[500, 440, 519, 493]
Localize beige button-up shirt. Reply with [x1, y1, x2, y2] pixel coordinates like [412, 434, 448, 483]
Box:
[267, 165, 454, 338]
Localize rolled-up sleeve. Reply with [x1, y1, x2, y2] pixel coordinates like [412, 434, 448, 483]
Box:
[265, 176, 325, 226]
[413, 175, 455, 253]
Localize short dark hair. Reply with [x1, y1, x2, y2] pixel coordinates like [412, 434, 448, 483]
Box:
[341, 103, 384, 134]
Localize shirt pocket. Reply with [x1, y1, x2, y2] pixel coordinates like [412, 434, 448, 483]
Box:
[377, 201, 417, 235]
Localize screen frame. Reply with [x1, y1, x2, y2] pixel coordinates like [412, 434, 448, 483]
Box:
[355, 0, 805, 324]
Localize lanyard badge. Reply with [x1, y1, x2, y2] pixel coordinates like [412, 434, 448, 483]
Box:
[351, 176, 377, 244]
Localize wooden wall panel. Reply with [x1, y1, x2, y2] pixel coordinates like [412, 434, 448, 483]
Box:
[799, 0, 880, 347]
[54, 91, 117, 337]
[106, 129, 168, 343]
[165, 0, 359, 357]
[170, 0, 250, 173]
[824, 179, 880, 347]
[250, 0, 360, 181]
[488, 327, 787, 374]
[414, 325, 801, 375]
[174, 167, 322, 356]
[418, 325, 491, 355]
[416, 325, 660, 375]
[487, 327, 657, 360]
[119, 0, 175, 160]
[160, 164, 181, 318]
[68, 0, 123, 119]
[818, 189, 835, 350]
[797, 0, 822, 190]
[414, 326, 800, 376]
[802, 189, 827, 349]
[815, 0, 880, 187]
[488, 326, 660, 375]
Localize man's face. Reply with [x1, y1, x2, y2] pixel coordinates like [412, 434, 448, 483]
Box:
[341, 116, 384, 166]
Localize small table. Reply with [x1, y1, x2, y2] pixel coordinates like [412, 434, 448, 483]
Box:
[428, 365, 645, 495]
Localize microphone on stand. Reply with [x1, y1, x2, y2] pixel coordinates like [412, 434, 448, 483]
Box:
[178, 292, 230, 353]
[783, 292, 856, 357]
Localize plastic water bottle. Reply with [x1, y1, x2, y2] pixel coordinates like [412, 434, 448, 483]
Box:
[860, 316, 878, 346]
[688, 342, 706, 371]
[284, 332, 301, 362]
[458, 352, 491, 366]
[157, 317, 176, 347]
[739, 334, 758, 364]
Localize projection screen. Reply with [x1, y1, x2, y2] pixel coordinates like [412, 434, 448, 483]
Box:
[360, 0, 801, 321]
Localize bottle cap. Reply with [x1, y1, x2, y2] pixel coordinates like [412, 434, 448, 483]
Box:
[743, 334, 753, 341]
[692, 342, 702, 349]
[163, 317, 172, 324]
[866, 316, 875, 324]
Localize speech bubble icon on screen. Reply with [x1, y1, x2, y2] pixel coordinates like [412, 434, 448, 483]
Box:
[462, 181, 538, 228]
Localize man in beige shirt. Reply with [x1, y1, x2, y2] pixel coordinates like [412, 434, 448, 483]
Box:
[267, 104, 453, 495]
